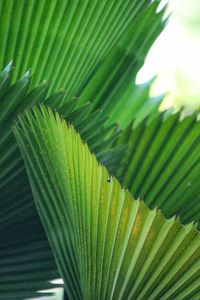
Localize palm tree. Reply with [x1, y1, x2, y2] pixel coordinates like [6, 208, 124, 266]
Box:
[0, 1, 200, 299]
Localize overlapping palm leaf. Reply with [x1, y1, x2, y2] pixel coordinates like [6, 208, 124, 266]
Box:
[0, 0, 164, 108]
[0, 61, 124, 298]
[116, 111, 200, 226]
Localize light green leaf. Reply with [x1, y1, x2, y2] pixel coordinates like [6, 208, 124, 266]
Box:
[14, 106, 200, 300]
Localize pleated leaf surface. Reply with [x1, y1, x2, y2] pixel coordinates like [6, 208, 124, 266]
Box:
[14, 106, 200, 300]
[0, 63, 60, 298]
[0, 221, 61, 300]
[0, 61, 121, 228]
[116, 112, 200, 226]
[78, 3, 166, 126]
[0, 0, 165, 112]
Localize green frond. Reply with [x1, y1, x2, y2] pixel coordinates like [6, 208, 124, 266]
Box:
[1, 1, 199, 299]
[78, 3, 166, 124]
[14, 106, 200, 300]
[0, 0, 165, 109]
[116, 111, 200, 226]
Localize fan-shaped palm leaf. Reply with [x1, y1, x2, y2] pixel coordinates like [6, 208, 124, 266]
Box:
[14, 106, 200, 300]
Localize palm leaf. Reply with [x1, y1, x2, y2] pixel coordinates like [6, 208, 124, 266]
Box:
[0, 1, 164, 101]
[116, 111, 200, 226]
[14, 106, 200, 299]
[78, 3, 166, 125]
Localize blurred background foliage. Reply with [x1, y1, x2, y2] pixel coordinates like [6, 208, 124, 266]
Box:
[137, 0, 200, 111]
